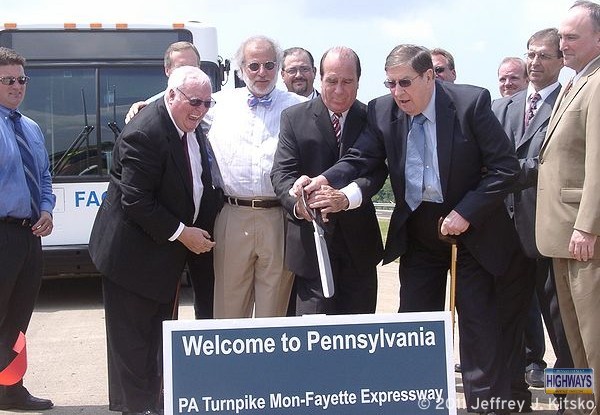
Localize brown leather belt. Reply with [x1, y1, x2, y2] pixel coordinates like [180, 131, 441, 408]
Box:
[0, 217, 32, 227]
[224, 196, 280, 209]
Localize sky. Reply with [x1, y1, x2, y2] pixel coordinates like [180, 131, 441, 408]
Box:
[3, 0, 577, 102]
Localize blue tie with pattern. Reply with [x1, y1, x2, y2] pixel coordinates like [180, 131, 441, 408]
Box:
[405, 113, 427, 211]
[9, 111, 41, 222]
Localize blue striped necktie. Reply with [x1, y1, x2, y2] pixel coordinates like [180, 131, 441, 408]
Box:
[9, 111, 41, 222]
[405, 113, 427, 211]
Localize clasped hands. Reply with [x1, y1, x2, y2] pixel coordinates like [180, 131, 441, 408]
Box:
[178, 226, 215, 254]
[289, 175, 348, 222]
[290, 174, 471, 236]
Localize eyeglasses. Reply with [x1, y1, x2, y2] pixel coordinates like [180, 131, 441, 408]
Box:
[524, 51, 559, 61]
[284, 66, 313, 76]
[246, 61, 276, 72]
[176, 88, 216, 108]
[383, 74, 421, 89]
[434, 66, 447, 74]
[0, 75, 30, 86]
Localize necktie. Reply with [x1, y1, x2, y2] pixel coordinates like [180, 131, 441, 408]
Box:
[525, 92, 541, 127]
[181, 133, 193, 187]
[247, 94, 272, 107]
[9, 111, 41, 222]
[331, 113, 341, 145]
[405, 114, 427, 211]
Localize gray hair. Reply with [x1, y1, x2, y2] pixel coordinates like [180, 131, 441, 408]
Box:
[385, 44, 433, 74]
[233, 35, 283, 72]
[167, 65, 211, 90]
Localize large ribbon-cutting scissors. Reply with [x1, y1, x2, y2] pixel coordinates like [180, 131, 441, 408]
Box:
[301, 189, 335, 298]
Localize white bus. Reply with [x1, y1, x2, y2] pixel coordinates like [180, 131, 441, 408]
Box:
[0, 22, 229, 276]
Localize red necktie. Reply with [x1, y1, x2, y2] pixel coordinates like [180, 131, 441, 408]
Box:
[331, 113, 341, 145]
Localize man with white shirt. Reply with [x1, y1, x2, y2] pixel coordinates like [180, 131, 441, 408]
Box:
[206, 35, 305, 318]
[492, 28, 572, 413]
[271, 47, 385, 315]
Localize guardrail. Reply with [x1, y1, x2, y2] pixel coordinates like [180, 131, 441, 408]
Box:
[374, 202, 395, 218]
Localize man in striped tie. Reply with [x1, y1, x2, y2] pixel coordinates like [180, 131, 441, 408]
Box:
[0, 47, 55, 410]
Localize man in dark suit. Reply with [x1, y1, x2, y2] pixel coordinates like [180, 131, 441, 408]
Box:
[281, 47, 320, 99]
[298, 45, 521, 414]
[271, 46, 385, 315]
[492, 28, 573, 412]
[89, 66, 220, 415]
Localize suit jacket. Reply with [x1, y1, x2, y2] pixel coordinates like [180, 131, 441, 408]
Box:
[492, 85, 561, 258]
[323, 81, 520, 276]
[271, 98, 385, 278]
[89, 98, 219, 303]
[537, 55, 600, 258]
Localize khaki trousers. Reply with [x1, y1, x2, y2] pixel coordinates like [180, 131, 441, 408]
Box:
[213, 203, 293, 318]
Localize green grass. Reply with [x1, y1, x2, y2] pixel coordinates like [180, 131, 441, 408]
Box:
[378, 218, 390, 245]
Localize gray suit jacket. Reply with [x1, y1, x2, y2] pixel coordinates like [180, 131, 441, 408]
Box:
[492, 85, 561, 258]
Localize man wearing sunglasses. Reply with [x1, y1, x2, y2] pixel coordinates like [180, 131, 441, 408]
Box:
[0, 47, 55, 411]
[89, 66, 220, 415]
[297, 44, 521, 414]
[431, 48, 457, 83]
[206, 36, 305, 319]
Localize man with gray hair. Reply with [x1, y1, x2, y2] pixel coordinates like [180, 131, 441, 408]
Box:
[206, 36, 305, 319]
[89, 66, 220, 415]
[297, 44, 521, 413]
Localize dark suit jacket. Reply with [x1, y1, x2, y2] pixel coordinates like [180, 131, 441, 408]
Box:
[89, 98, 219, 303]
[323, 81, 520, 276]
[271, 98, 385, 278]
[492, 85, 561, 258]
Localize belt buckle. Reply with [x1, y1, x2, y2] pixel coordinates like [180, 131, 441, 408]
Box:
[251, 199, 264, 209]
[21, 218, 29, 227]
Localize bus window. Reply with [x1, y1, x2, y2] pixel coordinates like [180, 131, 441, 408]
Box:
[20, 65, 166, 177]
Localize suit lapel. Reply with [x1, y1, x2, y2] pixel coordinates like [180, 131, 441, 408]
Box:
[434, 86, 455, 197]
[313, 98, 339, 159]
[506, 92, 525, 148]
[339, 101, 365, 156]
[518, 86, 559, 150]
[544, 58, 600, 154]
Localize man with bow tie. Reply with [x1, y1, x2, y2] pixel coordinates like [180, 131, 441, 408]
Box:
[204, 35, 305, 318]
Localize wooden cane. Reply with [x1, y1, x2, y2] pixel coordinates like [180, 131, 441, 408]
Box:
[438, 217, 457, 343]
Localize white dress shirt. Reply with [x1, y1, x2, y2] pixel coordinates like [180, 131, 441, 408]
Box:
[205, 87, 305, 198]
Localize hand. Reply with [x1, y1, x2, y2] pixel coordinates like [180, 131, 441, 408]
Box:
[569, 229, 597, 261]
[125, 101, 147, 124]
[289, 175, 312, 198]
[177, 226, 216, 254]
[440, 210, 470, 236]
[32, 211, 53, 237]
[310, 185, 349, 222]
[303, 175, 330, 194]
[293, 199, 313, 221]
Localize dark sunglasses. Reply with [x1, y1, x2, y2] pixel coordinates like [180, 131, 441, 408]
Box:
[0, 75, 30, 86]
[383, 74, 420, 89]
[177, 88, 216, 108]
[434, 66, 447, 74]
[246, 61, 276, 72]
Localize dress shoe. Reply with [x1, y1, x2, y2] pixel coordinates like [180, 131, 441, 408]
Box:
[525, 367, 545, 388]
[0, 391, 54, 410]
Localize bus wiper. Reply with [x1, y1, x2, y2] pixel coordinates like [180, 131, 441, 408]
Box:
[108, 85, 121, 138]
[52, 88, 95, 176]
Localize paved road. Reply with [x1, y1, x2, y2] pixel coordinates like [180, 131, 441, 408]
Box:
[13, 264, 560, 414]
